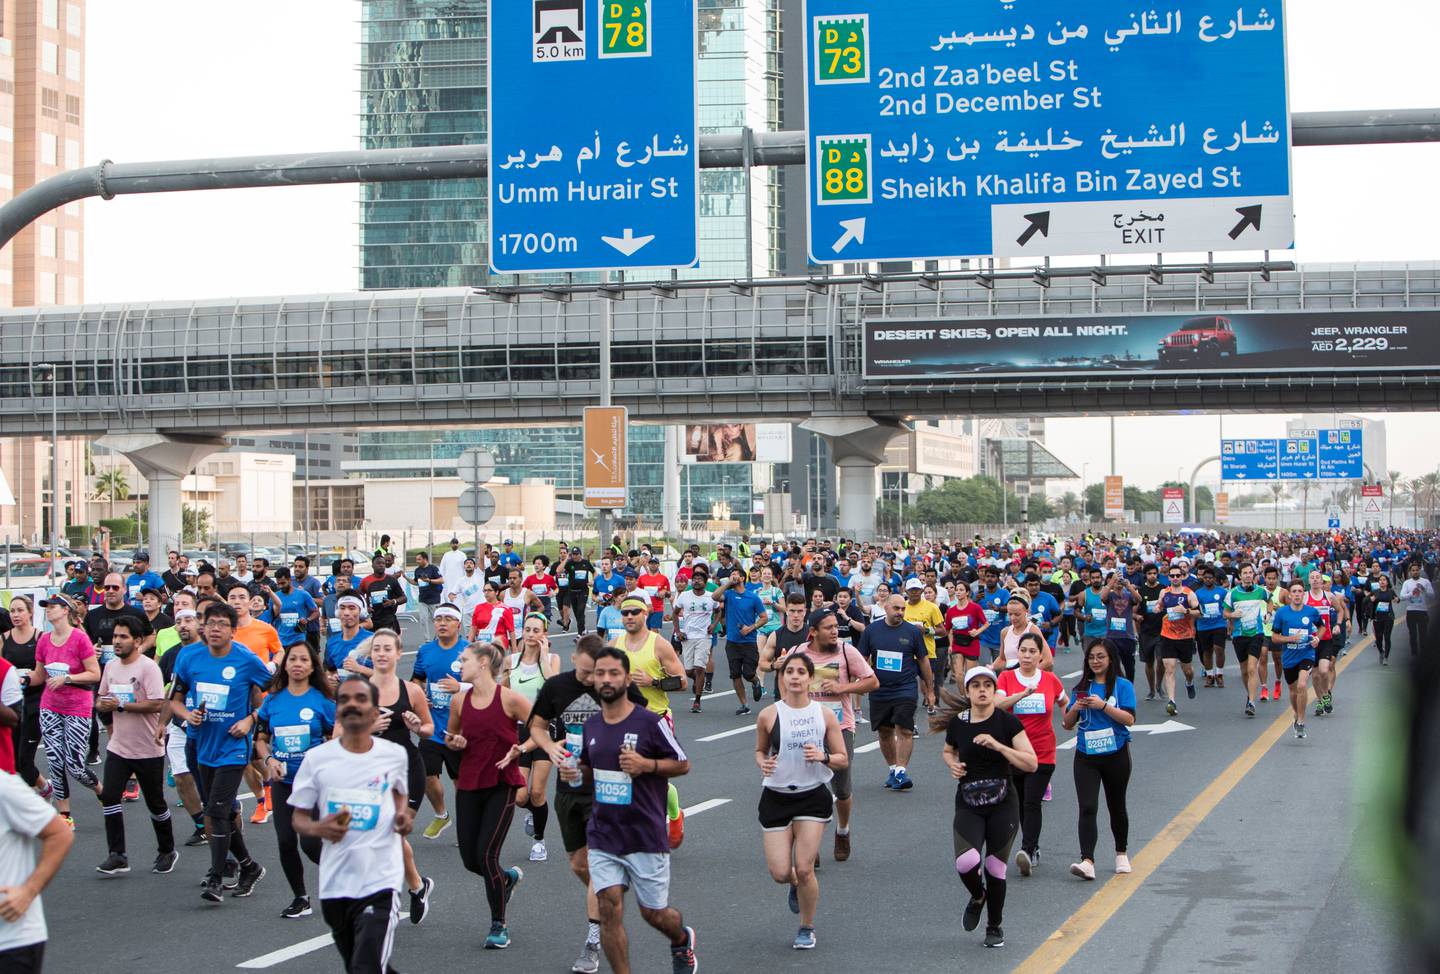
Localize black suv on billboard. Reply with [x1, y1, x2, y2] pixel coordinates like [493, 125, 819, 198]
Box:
[1156, 315, 1238, 365]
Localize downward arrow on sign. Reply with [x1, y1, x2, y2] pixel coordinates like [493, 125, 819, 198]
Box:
[601, 228, 655, 256]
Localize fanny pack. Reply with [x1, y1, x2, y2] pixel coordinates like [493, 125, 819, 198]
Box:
[960, 777, 1009, 808]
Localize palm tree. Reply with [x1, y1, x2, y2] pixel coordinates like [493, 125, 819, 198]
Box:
[1268, 483, 1286, 530]
[1388, 470, 1403, 526]
[94, 469, 130, 521]
[1405, 478, 1426, 528]
[1060, 491, 1081, 519]
[1423, 471, 1440, 528]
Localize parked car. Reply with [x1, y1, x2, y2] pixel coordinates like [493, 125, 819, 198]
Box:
[0, 557, 59, 584]
[1156, 315, 1237, 365]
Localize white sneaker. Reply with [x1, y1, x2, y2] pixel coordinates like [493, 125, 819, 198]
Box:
[1015, 849, 1032, 877]
[1115, 854, 1132, 874]
[529, 840, 548, 862]
[1069, 859, 1096, 881]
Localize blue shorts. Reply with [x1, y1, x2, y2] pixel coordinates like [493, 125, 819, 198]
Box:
[647, 611, 664, 631]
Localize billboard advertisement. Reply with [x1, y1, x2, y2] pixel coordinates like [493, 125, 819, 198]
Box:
[1215, 492, 1230, 524]
[1103, 476, 1124, 520]
[583, 406, 627, 509]
[863, 310, 1440, 380]
[682, 423, 792, 464]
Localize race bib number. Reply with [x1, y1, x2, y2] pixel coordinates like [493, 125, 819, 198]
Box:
[370, 591, 387, 606]
[1090, 607, 1106, 622]
[1166, 606, 1185, 621]
[575, 571, 589, 581]
[643, 586, 657, 598]
[195, 682, 231, 712]
[825, 701, 845, 723]
[1109, 616, 1128, 631]
[1012, 693, 1046, 715]
[1286, 627, 1309, 640]
[983, 609, 1000, 624]
[328, 618, 342, 633]
[281, 612, 300, 629]
[273, 724, 311, 758]
[533, 585, 548, 596]
[557, 576, 569, 587]
[1082, 727, 1118, 755]
[1202, 602, 1220, 618]
[128, 583, 142, 601]
[99, 644, 116, 666]
[427, 683, 452, 710]
[326, 786, 384, 832]
[44, 662, 70, 679]
[594, 768, 633, 805]
[875, 649, 903, 672]
[1375, 601, 1391, 613]
[108, 683, 136, 705]
[1146, 599, 1161, 614]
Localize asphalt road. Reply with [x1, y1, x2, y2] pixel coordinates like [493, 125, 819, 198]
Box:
[33, 619, 1408, 974]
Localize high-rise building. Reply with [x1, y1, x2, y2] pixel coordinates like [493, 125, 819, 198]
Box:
[0, 0, 89, 545]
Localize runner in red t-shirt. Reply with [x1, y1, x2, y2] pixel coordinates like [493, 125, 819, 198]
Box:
[469, 583, 516, 648]
[636, 558, 672, 632]
[995, 631, 1068, 875]
[944, 587, 990, 677]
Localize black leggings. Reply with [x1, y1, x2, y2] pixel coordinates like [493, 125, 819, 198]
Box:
[1017, 763, 1055, 855]
[565, 591, 590, 632]
[1406, 612, 1428, 658]
[271, 779, 323, 897]
[1373, 615, 1394, 657]
[952, 791, 1019, 928]
[100, 753, 173, 857]
[198, 763, 253, 877]
[1074, 747, 1131, 861]
[12, 699, 41, 787]
[456, 784, 517, 922]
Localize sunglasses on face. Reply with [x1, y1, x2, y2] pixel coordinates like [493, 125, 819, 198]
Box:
[104, 584, 123, 590]
[620, 608, 645, 617]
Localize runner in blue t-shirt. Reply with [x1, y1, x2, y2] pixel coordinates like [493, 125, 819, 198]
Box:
[1193, 566, 1230, 688]
[170, 601, 273, 902]
[1271, 581, 1322, 739]
[409, 603, 469, 840]
[272, 568, 320, 649]
[976, 570, 1009, 663]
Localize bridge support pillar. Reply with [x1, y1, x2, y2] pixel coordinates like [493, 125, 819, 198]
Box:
[800, 418, 909, 542]
[662, 425, 681, 539]
[96, 433, 228, 557]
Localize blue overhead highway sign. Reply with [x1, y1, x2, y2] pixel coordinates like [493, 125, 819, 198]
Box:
[488, 0, 698, 274]
[1223, 429, 1364, 482]
[803, 0, 1293, 263]
[1220, 438, 1278, 481]
[1316, 427, 1364, 480]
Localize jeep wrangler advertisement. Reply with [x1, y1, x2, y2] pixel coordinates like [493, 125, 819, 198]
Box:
[863, 309, 1440, 380]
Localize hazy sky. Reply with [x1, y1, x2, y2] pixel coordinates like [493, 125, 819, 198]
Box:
[82, 1, 1440, 488]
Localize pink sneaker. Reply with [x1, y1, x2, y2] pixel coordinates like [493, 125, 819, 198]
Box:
[1042, 784, 1053, 802]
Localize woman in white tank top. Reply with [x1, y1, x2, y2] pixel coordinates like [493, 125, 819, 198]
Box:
[502, 614, 561, 863]
[999, 593, 1048, 670]
[754, 652, 851, 951]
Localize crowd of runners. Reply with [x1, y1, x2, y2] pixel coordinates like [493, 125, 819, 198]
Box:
[0, 527, 1435, 972]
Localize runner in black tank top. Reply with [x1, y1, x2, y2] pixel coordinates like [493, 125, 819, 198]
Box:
[770, 623, 812, 697]
[377, 671, 426, 811]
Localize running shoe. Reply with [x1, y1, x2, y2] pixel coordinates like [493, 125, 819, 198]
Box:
[61, 814, 75, 831]
[793, 926, 817, 950]
[1216, 674, 1225, 688]
[485, 921, 511, 949]
[222, 859, 240, 889]
[423, 813, 452, 840]
[523, 810, 535, 837]
[200, 873, 224, 904]
[893, 769, 914, 791]
[281, 896, 312, 919]
[232, 861, 265, 898]
[984, 926, 1005, 948]
[1145, 691, 1156, 701]
[962, 893, 986, 931]
[572, 942, 601, 973]
[166, 769, 175, 789]
[752, 679, 764, 702]
[925, 704, 938, 717]
[152, 850, 179, 874]
[1166, 699, 1178, 716]
[735, 705, 752, 717]
[1293, 720, 1302, 739]
[704, 676, 713, 692]
[788, 883, 799, 915]
[1203, 675, 1215, 688]
[530, 840, 548, 862]
[668, 808, 685, 850]
[95, 853, 130, 876]
[1186, 682, 1197, 700]
[409, 877, 434, 925]
[185, 828, 208, 847]
[1245, 700, 1255, 717]
[1115, 854, 1132, 874]
[1323, 693, 1334, 715]
[87, 750, 101, 766]
[1069, 860, 1096, 881]
[671, 926, 698, 973]
[123, 779, 140, 802]
[1297, 722, 1307, 740]
[503, 866, 523, 905]
[249, 799, 271, 825]
[834, 831, 851, 861]
[1273, 679, 1281, 698]
[1043, 783, 1052, 802]
[1314, 700, 1324, 717]
[36, 778, 53, 801]
[1259, 686, 1270, 701]
[690, 701, 702, 714]
[1016, 849, 1032, 877]
[883, 769, 898, 790]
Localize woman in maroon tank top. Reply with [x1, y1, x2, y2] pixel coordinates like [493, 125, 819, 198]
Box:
[444, 642, 532, 948]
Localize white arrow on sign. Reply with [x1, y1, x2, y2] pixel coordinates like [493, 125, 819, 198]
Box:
[831, 217, 866, 253]
[1057, 720, 1193, 750]
[601, 228, 655, 256]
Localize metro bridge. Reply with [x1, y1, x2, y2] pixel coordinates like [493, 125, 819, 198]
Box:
[2, 260, 1436, 549]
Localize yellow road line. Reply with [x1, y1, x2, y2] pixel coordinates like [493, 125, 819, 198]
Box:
[1012, 635, 1373, 974]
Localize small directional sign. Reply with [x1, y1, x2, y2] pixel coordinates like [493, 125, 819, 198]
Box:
[489, 0, 698, 273]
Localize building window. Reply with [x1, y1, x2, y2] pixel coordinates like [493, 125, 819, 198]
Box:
[63, 137, 77, 169]
[63, 228, 77, 261]
[41, 42, 57, 74]
[43, 0, 57, 29]
[38, 271, 55, 303]
[38, 224, 54, 257]
[62, 275, 78, 304]
[40, 88, 58, 118]
[0, 126, 13, 143]
[66, 3, 80, 36]
[64, 94, 79, 124]
[39, 132, 56, 165]
[64, 48, 79, 81]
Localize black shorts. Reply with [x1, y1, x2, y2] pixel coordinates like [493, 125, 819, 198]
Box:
[1314, 638, 1337, 661]
[726, 641, 759, 682]
[1138, 631, 1162, 663]
[1160, 636, 1195, 663]
[758, 784, 834, 831]
[554, 788, 593, 854]
[1283, 658, 1314, 685]
[419, 738, 462, 780]
[869, 697, 917, 732]
[1195, 629, 1227, 651]
[1232, 635, 1263, 660]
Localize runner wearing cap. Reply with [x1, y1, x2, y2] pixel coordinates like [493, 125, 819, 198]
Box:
[28, 593, 101, 829]
[124, 552, 166, 610]
[411, 603, 468, 841]
[932, 665, 1037, 950]
[610, 597, 687, 721]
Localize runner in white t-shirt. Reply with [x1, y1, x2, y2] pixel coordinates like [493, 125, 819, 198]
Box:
[0, 771, 74, 972]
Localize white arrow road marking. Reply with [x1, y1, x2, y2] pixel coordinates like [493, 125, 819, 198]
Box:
[601, 228, 655, 256]
[831, 217, 866, 253]
[1057, 720, 1194, 750]
[682, 798, 732, 816]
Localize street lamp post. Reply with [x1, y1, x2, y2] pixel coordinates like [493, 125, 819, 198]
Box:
[35, 363, 58, 568]
[1081, 462, 1089, 519]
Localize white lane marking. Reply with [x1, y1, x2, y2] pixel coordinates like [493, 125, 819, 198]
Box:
[702, 688, 737, 700]
[682, 798, 732, 816]
[854, 741, 881, 754]
[1063, 670, 1083, 679]
[696, 725, 755, 742]
[237, 913, 410, 968]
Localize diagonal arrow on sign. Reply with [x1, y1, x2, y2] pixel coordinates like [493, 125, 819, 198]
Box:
[832, 217, 866, 253]
[1057, 720, 1193, 750]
